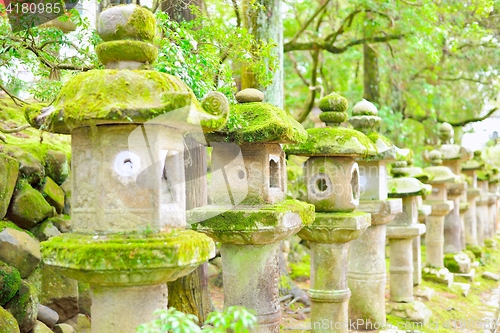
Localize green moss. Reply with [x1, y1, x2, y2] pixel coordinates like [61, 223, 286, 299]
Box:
[318, 93, 348, 111]
[318, 111, 348, 124]
[96, 40, 158, 65]
[443, 253, 460, 273]
[107, 5, 156, 42]
[466, 244, 484, 260]
[31, 69, 226, 133]
[41, 229, 214, 271]
[289, 254, 310, 280]
[0, 220, 34, 238]
[190, 199, 314, 232]
[207, 102, 307, 144]
[0, 306, 19, 333]
[284, 127, 376, 157]
[463, 250, 475, 262]
[0, 261, 21, 306]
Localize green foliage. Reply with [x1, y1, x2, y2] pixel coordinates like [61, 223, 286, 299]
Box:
[0, 10, 102, 102]
[136, 306, 257, 333]
[289, 254, 310, 280]
[154, 9, 276, 100]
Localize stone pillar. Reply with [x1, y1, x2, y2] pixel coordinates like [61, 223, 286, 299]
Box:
[285, 93, 374, 333]
[477, 179, 490, 245]
[415, 201, 431, 285]
[221, 243, 281, 331]
[386, 161, 431, 324]
[443, 183, 465, 253]
[459, 201, 469, 250]
[38, 6, 229, 332]
[421, 150, 456, 285]
[190, 89, 314, 333]
[438, 123, 471, 254]
[462, 162, 482, 246]
[347, 99, 403, 330]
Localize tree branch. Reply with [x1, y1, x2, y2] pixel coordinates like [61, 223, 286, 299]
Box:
[284, 33, 405, 53]
[0, 84, 28, 106]
[287, 53, 309, 86]
[289, 0, 330, 44]
[231, 0, 241, 28]
[324, 9, 361, 43]
[408, 107, 498, 127]
[0, 124, 31, 133]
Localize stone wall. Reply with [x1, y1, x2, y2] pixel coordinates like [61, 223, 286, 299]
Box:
[0, 97, 88, 333]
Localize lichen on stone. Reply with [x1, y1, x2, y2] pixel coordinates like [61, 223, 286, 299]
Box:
[205, 102, 307, 144]
[41, 229, 214, 271]
[189, 199, 315, 232]
[96, 40, 158, 65]
[28, 69, 227, 134]
[284, 127, 376, 157]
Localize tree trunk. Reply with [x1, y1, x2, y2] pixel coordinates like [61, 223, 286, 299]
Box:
[162, 0, 202, 22]
[363, 43, 379, 104]
[167, 135, 214, 322]
[241, 0, 283, 108]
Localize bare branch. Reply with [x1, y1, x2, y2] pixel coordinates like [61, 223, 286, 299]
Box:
[0, 124, 31, 133]
[0, 84, 28, 106]
[408, 107, 499, 126]
[324, 9, 362, 43]
[287, 53, 310, 86]
[289, 0, 330, 44]
[231, 0, 241, 28]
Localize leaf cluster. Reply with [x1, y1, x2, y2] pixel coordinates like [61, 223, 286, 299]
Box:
[136, 306, 257, 333]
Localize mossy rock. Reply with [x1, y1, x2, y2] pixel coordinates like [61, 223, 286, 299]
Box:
[41, 229, 215, 286]
[0, 153, 19, 220]
[41, 177, 65, 214]
[0, 306, 20, 333]
[0, 261, 21, 306]
[443, 253, 460, 273]
[44, 150, 69, 186]
[366, 132, 397, 161]
[4, 149, 44, 187]
[0, 227, 41, 278]
[284, 127, 376, 157]
[40, 265, 78, 322]
[4, 281, 38, 333]
[30, 220, 61, 242]
[6, 180, 54, 229]
[27, 69, 228, 134]
[46, 215, 71, 233]
[466, 244, 484, 260]
[206, 102, 307, 144]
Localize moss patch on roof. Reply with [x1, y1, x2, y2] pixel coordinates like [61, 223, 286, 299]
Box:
[205, 102, 307, 144]
[388, 177, 432, 197]
[26, 69, 228, 134]
[284, 127, 376, 157]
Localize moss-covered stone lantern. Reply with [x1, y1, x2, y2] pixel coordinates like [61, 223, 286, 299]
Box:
[33, 5, 229, 332]
[402, 156, 433, 286]
[477, 165, 499, 241]
[386, 160, 432, 324]
[189, 88, 314, 333]
[284, 93, 374, 333]
[437, 122, 471, 254]
[421, 150, 457, 285]
[347, 99, 403, 330]
[461, 158, 482, 246]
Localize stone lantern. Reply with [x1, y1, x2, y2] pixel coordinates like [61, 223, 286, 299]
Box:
[403, 157, 432, 286]
[284, 93, 374, 332]
[421, 150, 457, 285]
[189, 88, 314, 333]
[437, 123, 471, 254]
[385, 160, 432, 324]
[477, 166, 498, 241]
[347, 99, 403, 330]
[33, 5, 229, 332]
[461, 156, 483, 246]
